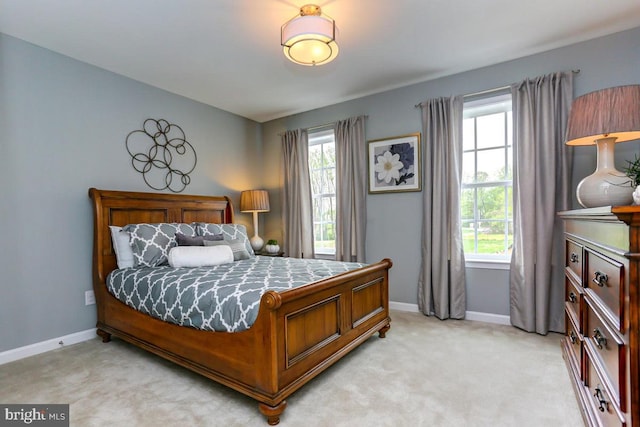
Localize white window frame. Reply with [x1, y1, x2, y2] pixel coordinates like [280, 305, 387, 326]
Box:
[308, 128, 336, 257]
[462, 93, 513, 264]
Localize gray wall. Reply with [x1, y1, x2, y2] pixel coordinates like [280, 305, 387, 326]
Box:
[2, 26, 639, 353]
[261, 26, 640, 315]
[0, 34, 262, 352]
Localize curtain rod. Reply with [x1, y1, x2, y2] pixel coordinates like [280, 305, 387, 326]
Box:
[414, 69, 581, 108]
[462, 85, 510, 99]
[306, 122, 335, 132]
[413, 87, 507, 108]
[306, 114, 368, 131]
[278, 115, 368, 136]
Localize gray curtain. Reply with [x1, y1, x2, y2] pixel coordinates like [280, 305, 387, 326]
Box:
[282, 129, 315, 258]
[334, 116, 367, 262]
[509, 71, 574, 334]
[418, 96, 466, 319]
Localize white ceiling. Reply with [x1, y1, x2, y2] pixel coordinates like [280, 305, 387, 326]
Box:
[2, 1, 640, 123]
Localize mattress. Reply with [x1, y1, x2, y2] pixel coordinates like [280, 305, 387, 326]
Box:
[106, 256, 366, 332]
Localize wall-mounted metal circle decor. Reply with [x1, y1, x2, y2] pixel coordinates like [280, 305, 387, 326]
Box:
[125, 119, 197, 193]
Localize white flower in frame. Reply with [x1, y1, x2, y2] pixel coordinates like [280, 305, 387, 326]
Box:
[374, 150, 403, 184]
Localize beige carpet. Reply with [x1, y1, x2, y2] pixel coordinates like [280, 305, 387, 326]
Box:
[0, 311, 583, 426]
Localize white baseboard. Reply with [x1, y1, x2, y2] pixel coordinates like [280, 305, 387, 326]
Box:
[0, 328, 96, 366]
[390, 301, 511, 326]
[389, 301, 421, 313]
[465, 310, 511, 325]
[0, 304, 511, 365]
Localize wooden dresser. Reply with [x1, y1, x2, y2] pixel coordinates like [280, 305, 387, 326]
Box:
[559, 207, 640, 427]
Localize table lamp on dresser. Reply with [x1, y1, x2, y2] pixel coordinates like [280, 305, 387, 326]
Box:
[565, 84, 640, 208]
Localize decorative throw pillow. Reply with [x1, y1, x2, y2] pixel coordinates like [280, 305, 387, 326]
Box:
[123, 223, 196, 267]
[203, 239, 251, 261]
[167, 245, 234, 268]
[109, 226, 134, 269]
[196, 223, 255, 257]
[175, 232, 224, 246]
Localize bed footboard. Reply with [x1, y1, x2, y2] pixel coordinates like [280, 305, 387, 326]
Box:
[252, 258, 392, 424]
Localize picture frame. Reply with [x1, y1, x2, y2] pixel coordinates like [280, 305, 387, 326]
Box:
[368, 133, 421, 193]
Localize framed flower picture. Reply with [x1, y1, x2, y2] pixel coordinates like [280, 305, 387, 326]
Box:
[368, 133, 421, 193]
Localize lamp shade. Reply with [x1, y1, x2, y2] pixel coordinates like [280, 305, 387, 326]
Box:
[565, 85, 640, 146]
[281, 4, 338, 66]
[239, 190, 270, 213]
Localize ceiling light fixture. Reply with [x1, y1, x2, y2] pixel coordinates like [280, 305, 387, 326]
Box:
[281, 4, 339, 66]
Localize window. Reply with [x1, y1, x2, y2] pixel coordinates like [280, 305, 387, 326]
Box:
[308, 129, 336, 256]
[461, 93, 513, 261]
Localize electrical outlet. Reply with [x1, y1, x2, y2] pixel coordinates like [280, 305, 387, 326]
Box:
[85, 290, 96, 305]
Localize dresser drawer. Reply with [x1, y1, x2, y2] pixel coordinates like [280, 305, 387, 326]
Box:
[585, 351, 626, 427]
[585, 296, 626, 409]
[585, 248, 625, 332]
[565, 310, 582, 376]
[566, 275, 583, 332]
[566, 239, 583, 282]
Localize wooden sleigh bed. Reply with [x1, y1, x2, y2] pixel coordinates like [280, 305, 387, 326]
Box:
[89, 188, 392, 425]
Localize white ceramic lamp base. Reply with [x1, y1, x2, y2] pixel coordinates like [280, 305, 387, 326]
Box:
[249, 211, 264, 251]
[576, 137, 634, 208]
[250, 235, 264, 252]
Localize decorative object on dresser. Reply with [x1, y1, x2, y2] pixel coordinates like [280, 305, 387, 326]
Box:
[125, 118, 197, 193]
[565, 85, 640, 208]
[240, 189, 270, 252]
[623, 155, 640, 205]
[559, 207, 640, 426]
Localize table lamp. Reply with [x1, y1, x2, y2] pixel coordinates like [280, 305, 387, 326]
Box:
[565, 85, 640, 207]
[240, 190, 270, 251]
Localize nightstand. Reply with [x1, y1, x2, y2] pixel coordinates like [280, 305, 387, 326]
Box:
[258, 251, 285, 257]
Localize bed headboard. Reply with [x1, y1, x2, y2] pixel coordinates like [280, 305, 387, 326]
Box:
[88, 188, 234, 283]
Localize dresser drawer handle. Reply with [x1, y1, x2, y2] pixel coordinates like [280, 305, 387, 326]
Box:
[569, 330, 577, 344]
[592, 271, 608, 287]
[593, 386, 608, 412]
[592, 328, 607, 350]
[568, 292, 577, 303]
[570, 252, 579, 263]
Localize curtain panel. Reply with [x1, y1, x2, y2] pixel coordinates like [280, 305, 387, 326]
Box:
[334, 116, 367, 262]
[281, 129, 315, 258]
[509, 71, 574, 334]
[418, 96, 466, 319]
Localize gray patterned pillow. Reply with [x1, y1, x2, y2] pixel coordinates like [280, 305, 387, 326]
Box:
[175, 232, 224, 246]
[196, 223, 255, 257]
[123, 223, 196, 267]
[203, 239, 251, 261]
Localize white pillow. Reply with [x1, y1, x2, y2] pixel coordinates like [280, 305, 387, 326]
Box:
[167, 245, 234, 268]
[109, 226, 134, 269]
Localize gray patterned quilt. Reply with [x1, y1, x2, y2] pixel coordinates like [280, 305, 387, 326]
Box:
[106, 256, 366, 332]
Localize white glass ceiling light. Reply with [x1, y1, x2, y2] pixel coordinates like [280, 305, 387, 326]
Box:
[281, 4, 338, 66]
